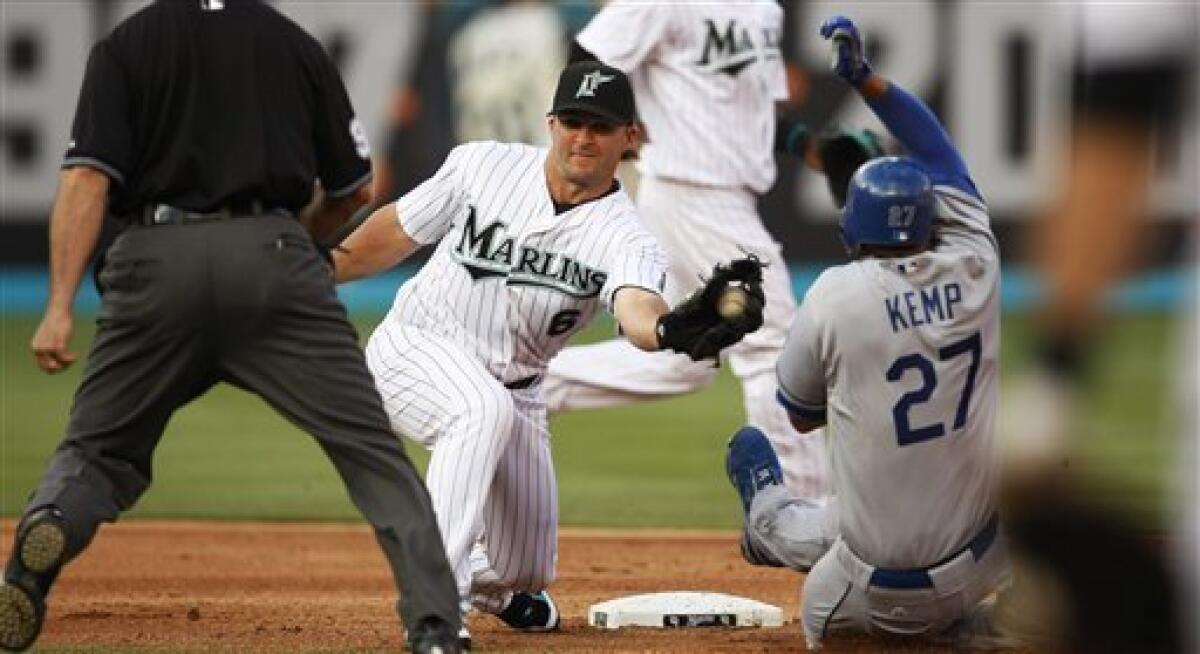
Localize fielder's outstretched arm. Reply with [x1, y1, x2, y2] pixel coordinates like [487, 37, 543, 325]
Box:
[613, 287, 670, 352]
[332, 203, 422, 283]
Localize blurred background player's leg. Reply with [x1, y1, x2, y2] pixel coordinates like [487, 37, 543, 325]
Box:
[546, 179, 832, 500]
[999, 4, 1197, 652]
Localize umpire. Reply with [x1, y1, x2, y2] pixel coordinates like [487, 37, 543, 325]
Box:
[0, 1, 462, 652]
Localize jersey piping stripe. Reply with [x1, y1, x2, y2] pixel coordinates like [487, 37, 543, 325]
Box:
[62, 156, 125, 184]
[775, 387, 827, 422]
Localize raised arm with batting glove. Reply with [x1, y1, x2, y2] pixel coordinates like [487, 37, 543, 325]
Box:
[820, 15, 978, 196]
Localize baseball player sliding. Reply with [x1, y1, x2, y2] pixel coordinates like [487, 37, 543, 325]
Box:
[544, 1, 880, 513]
[333, 61, 764, 649]
[725, 16, 1011, 649]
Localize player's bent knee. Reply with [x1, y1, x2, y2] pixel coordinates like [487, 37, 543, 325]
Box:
[456, 391, 517, 438]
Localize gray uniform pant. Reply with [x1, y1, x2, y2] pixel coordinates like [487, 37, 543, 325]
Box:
[746, 487, 1010, 649]
[23, 213, 459, 632]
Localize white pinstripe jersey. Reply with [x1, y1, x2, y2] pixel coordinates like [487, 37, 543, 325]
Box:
[777, 187, 1001, 569]
[387, 141, 668, 384]
[576, 1, 788, 193]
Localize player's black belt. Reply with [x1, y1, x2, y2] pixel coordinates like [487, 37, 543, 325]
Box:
[135, 201, 290, 226]
[504, 375, 541, 390]
[868, 512, 1000, 590]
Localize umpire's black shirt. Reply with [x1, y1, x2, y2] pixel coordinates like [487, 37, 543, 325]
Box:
[63, 0, 372, 217]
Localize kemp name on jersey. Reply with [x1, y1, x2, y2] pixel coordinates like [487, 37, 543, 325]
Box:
[694, 18, 781, 76]
[451, 206, 608, 298]
[885, 282, 965, 333]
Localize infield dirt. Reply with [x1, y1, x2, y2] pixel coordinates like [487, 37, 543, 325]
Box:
[1, 520, 979, 652]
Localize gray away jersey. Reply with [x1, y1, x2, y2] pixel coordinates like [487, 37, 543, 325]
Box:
[576, 1, 787, 193]
[777, 187, 1001, 569]
[386, 141, 668, 384]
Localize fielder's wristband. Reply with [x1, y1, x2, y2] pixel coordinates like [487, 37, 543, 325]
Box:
[654, 315, 668, 350]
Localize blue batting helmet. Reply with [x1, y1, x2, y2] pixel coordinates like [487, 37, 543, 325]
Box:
[839, 156, 935, 257]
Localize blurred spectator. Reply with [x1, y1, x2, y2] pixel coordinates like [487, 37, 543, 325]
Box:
[449, 1, 568, 146]
[376, 1, 480, 202]
[377, 1, 586, 202]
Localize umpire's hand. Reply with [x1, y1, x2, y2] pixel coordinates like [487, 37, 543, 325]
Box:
[31, 309, 77, 373]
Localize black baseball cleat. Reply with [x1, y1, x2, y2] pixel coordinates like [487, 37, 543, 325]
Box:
[1, 507, 69, 652]
[497, 591, 560, 631]
[407, 617, 467, 654]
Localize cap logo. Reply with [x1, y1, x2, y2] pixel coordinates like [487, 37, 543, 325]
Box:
[576, 71, 615, 98]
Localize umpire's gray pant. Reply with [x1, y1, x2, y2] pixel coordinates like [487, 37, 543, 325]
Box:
[24, 213, 460, 633]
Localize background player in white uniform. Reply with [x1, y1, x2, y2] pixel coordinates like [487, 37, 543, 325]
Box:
[332, 61, 762, 648]
[725, 16, 1010, 648]
[544, 0, 836, 502]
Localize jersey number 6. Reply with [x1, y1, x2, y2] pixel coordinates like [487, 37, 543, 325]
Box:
[885, 331, 981, 447]
[547, 309, 582, 337]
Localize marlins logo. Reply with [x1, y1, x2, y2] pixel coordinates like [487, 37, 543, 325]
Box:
[576, 70, 615, 98]
[694, 19, 781, 76]
[451, 206, 608, 298]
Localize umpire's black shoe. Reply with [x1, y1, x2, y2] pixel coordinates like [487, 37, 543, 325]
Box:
[498, 591, 560, 631]
[1, 507, 69, 652]
[407, 617, 465, 654]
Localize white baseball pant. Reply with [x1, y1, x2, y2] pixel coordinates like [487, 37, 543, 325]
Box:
[366, 323, 557, 619]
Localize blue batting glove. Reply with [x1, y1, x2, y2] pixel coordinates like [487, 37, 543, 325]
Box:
[820, 15, 872, 85]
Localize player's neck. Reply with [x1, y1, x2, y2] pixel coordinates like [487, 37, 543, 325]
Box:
[544, 159, 614, 206]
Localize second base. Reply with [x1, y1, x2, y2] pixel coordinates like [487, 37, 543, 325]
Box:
[588, 591, 783, 629]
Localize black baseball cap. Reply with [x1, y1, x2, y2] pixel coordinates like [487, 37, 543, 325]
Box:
[549, 60, 636, 125]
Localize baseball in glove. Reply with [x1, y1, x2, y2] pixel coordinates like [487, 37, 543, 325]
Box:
[657, 256, 766, 361]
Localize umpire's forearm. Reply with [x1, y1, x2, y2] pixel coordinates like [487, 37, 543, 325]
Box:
[45, 167, 109, 315]
[332, 203, 421, 283]
[301, 182, 372, 244]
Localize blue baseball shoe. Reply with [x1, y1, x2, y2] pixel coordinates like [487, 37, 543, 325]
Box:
[725, 427, 788, 568]
[725, 426, 784, 515]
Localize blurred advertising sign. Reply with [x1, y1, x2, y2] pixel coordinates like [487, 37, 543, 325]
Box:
[2, 1, 1194, 224]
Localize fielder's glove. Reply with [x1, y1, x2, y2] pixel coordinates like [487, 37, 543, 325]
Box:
[820, 15, 871, 85]
[657, 256, 766, 361]
[816, 126, 884, 208]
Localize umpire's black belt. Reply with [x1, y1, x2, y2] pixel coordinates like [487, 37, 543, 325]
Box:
[136, 201, 289, 226]
[867, 513, 1000, 590]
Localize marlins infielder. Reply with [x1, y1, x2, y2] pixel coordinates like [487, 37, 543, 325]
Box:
[726, 16, 1010, 648]
[545, 0, 878, 507]
[333, 61, 763, 646]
